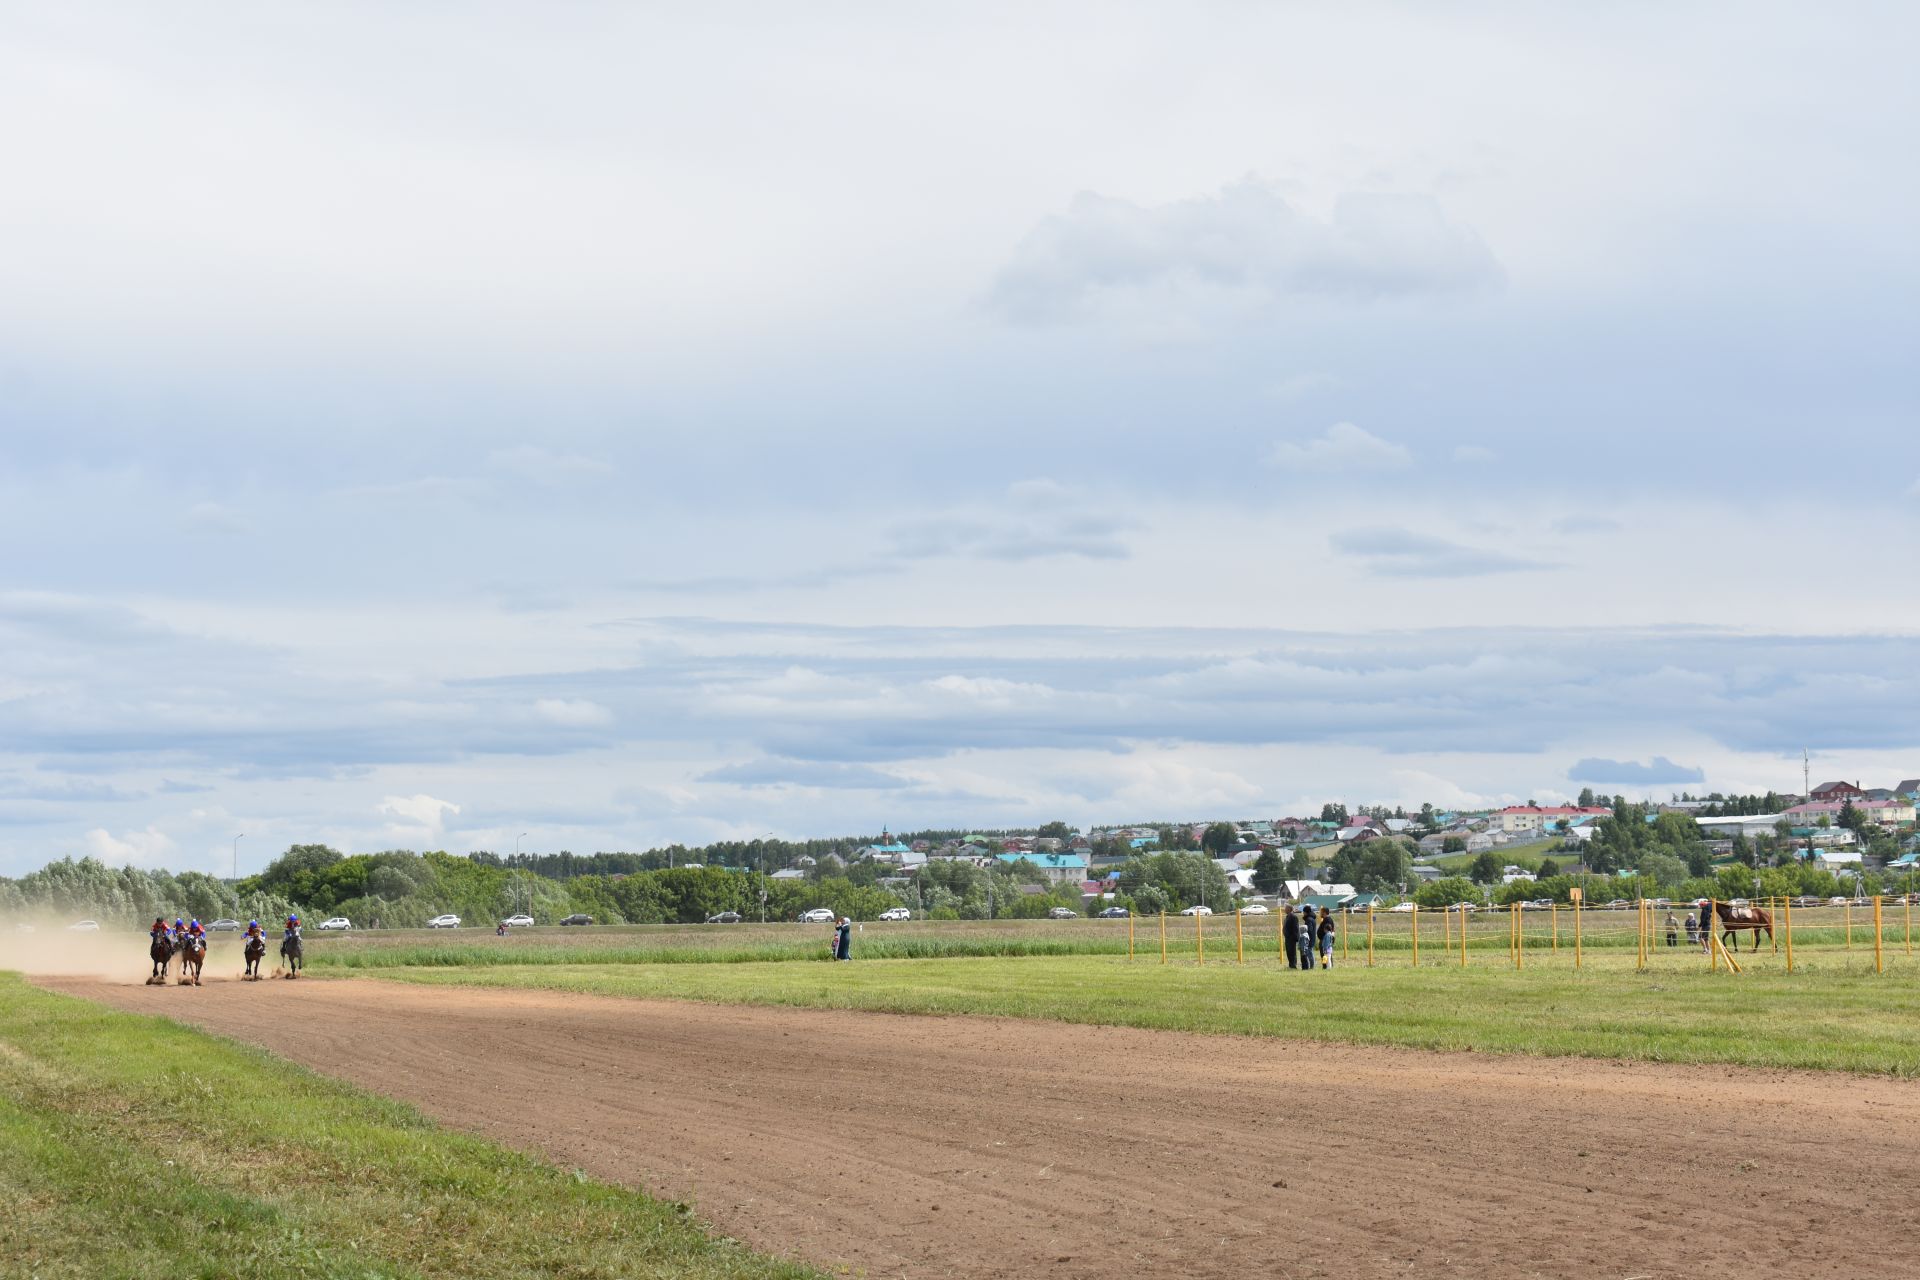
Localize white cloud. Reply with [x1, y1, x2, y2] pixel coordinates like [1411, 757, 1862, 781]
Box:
[83, 825, 177, 866]
[990, 180, 1501, 324]
[1264, 423, 1412, 473]
[532, 698, 614, 727]
[377, 794, 461, 830]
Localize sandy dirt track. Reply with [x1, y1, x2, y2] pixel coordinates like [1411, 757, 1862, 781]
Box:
[40, 976, 1920, 1280]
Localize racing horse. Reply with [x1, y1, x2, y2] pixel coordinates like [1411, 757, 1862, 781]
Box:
[279, 931, 303, 978]
[175, 930, 207, 985]
[242, 932, 267, 980]
[147, 933, 174, 985]
[1705, 899, 1773, 953]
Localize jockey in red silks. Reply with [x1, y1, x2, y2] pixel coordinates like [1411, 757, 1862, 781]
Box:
[150, 917, 169, 942]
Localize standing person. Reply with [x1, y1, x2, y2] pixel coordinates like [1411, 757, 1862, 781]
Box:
[1282, 904, 1300, 969]
[1664, 912, 1679, 947]
[1317, 907, 1336, 970]
[835, 916, 852, 961]
[1684, 912, 1698, 946]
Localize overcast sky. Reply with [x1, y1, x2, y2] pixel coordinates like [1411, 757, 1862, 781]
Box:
[2, 2, 1916, 876]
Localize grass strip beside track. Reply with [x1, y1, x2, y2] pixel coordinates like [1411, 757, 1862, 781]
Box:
[365, 954, 1920, 1075]
[0, 972, 821, 1280]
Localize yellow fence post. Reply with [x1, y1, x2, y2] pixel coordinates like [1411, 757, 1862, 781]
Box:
[1515, 902, 1524, 971]
[1367, 905, 1375, 968]
[1460, 907, 1468, 969]
[1709, 898, 1718, 972]
[1784, 896, 1794, 973]
[1159, 910, 1167, 965]
[1342, 910, 1349, 964]
[1770, 896, 1779, 955]
[1443, 903, 1451, 952]
[1636, 900, 1645, 972]
[1411, 903, 1419, 967]
[1235, 908, 1244, 965]
[1874, 896, 1884, 974]
[1573, 899, 1582, 969]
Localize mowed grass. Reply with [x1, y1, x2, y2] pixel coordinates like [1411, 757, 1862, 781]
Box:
[0, 973, 821, 1280]
[364, 949, 1920, 1076]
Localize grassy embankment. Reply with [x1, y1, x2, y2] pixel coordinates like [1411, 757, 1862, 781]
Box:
[338, 932, 1920, 1075]
[0, 972, 820, 1280]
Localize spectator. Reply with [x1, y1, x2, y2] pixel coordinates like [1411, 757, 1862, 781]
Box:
[1317, 906, 1336, 970]
[835, 916, 852, 961]
[1664, 912, 1679, 947]
[1684, 913, 1698, 946]
[1282, 904, 1301, 969]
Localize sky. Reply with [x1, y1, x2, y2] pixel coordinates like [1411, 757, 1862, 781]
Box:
[1, 2, 1916, 877]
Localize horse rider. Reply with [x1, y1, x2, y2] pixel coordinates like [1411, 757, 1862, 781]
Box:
[284, 914, 302, 943]
[243, 918, 264, 943]
[171, 916, 188, 943]
[150, 916, 170, 944]
[188, 918, 206, 942]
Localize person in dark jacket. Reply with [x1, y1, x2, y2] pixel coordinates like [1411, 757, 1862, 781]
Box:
[1281, 904, 1300, 969]
[1316, 906, 1336, 969]
[835, 916, 852, 961]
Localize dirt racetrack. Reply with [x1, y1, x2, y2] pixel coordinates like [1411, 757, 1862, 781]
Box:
[41, 976, 1920, 1280]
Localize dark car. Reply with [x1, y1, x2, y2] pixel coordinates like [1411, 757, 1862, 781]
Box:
[704, 911, 743, 924]
[1097, 906, 1130, 918]
[558, 914, 593, 926]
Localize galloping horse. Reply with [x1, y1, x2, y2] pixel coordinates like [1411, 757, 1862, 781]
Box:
[243, 933, 267, 980]
[176, 931, 207, 986]
[279, 932, 303, 978]
[1706, 899, 1773, 953]
[147, 933, 174, 985]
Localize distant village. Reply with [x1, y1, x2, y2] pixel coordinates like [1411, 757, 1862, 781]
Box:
[799, 777, 1920, 912]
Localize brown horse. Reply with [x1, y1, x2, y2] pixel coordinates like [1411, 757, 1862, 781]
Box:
[176, 932, 207, 985]
[147, 934, 174, 985]
[1707, 900, 1773, 953]
[243, 933, 267, 980]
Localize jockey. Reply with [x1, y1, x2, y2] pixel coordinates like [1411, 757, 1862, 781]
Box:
[150, 916, 168, 941]
[284, 914, 302, 941]
[189, 918, 205, 937]
[244, 918, 262, 940]
[172, 916, 187, 940]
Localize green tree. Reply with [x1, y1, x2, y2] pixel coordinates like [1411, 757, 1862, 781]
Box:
[1201, 822, 1239, 856]
[1536, 857, 1560, 878]
[1413, 876, 1478, 909]
[1320, 803, 1349, 825]
[1251, 847, 1286, 895]
[1442, 836, 1467, 854]
[1467, 851, 1502, 885]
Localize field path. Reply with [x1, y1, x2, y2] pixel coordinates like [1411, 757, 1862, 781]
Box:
[41, 976, 1920, 1279]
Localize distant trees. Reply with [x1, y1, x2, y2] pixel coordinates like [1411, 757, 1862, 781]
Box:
[1442, 836, 1467, 854]
[1115, 852, 1234, 912]
[1252, 847, 1286, 895]
[1467, 852, 1503, 885]
[1201, 822, 1239, 855]
[1320, 803, 1349, 825]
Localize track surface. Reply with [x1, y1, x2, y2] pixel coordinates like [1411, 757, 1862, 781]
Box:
[42, 976, 1920, 1279]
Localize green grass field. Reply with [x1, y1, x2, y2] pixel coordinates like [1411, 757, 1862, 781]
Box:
[356, 945, 1920, 1076]
[0, 973, 821, 1280]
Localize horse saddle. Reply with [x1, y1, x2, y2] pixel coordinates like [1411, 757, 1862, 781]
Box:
[1728, 907, 1757, 922]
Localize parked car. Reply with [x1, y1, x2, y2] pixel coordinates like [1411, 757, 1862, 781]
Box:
[798, 907, 836, 924]
[67, 919, 100, 932]
[317, 917, 353, 931]
[1178, 905, 1213, 916]
[1237, 903, 1270, 915]
[877, 906, 912, 921]
[1097, 906, 1130, 918]
[501, 913, 535, 928]
[426, 914, 461, 929]
[1827, 896, 1850, 906]
[1047, 906, 1078, 919]
[1388, 902, 1416, 912]
[558, 914, 593, 926]
[208, 918, 242, 932]
[705, 911, 743, 924]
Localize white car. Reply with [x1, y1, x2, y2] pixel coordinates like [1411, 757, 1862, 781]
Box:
[66, 919, 100, 932]
[427, 913, 462, 929]
[317, 917, 353, 930]
[502, 913, 535, 928]
[1178, 905, 1213, 916]
[1237, 903, 1270, 915]
[877, 907, 911, 921]
[1389, 902, 1417, 913]
[798, 907, 836, 924]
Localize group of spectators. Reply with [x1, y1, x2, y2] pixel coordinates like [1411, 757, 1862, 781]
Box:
[1280, 904, 1337, 969]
